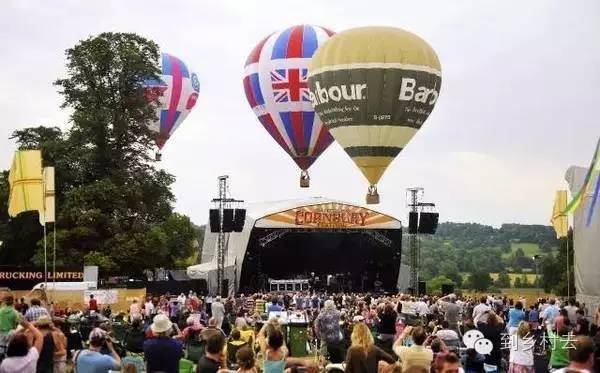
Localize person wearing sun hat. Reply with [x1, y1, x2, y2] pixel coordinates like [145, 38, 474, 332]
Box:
[143, 313, 183, 373]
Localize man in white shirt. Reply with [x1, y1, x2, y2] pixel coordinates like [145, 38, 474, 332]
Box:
[472, 296, 491, 325]
[539, 298, 550, 314]
[144, 298, 155, 319]
[564, 298, 579, 325]
[541, 299, 560, 330]
[401, 298, 416, 315]
[211, 296, 225, 328]
[414, 298, 429, 316]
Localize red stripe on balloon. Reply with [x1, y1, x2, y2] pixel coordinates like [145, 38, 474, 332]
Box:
[294, 157, 312, 170]
[165, 55, 182, 134]
[286, 26, 304, 58]
[290, 111, 306, 155]
[312, 126, 334, 157]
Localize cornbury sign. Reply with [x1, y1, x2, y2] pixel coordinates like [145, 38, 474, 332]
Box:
[256, 202, 400, 229]
[0, 267, 84, 290]
[295, 209, 370, 226]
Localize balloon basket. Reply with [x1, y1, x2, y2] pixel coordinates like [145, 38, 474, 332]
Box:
[300, 171, 310, 188]
[155, 151, 162, 161]
[366, 186, 380, 204]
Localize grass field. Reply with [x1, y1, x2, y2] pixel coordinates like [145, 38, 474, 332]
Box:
[490, 272, 538, 285]
[460, 272, 539, 286]
[501, 242, 540, 259]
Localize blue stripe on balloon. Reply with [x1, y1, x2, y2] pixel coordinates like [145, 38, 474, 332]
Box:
[169, 111, 181, 134]
[302, 111, 315, 149]
[250, 73, 264, 106]
[279, 112, 297, 151]
[160, 110, 170, 133]
[162, 54, 172, 75]
[302, 25, 318, 58]
[271, 27, 293, 59]
[160, 109, 181, 134]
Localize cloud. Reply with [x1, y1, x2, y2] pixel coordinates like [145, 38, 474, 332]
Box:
[1, 0, 598, 228]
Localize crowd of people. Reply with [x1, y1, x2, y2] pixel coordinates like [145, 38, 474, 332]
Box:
[0, 290, 599, 373]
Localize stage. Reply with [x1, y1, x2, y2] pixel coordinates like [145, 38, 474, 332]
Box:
[187, 197, 402, 295]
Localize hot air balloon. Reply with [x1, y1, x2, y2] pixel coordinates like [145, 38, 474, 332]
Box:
[308, 27, 442, 203]
[243, 25, 335, 187]
[144, 53, 200, 159]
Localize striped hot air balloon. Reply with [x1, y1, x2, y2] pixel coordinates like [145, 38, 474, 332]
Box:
[243, 25, 335, 187]
[144, 53, 200, 158]
[308, 27, 442, 203]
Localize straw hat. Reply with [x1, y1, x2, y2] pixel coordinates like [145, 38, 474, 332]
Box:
[151, 313, 173, 334]
[35, 315, 52, 327]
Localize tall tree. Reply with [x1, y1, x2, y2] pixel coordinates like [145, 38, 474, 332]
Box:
[495, 271, 511, 288]
[2, 33, 197, 275]
[467, 270, 493, 292]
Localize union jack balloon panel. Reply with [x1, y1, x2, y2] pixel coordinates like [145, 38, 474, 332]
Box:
[243, 25, 334, 185]
[144, 53, 200, 150]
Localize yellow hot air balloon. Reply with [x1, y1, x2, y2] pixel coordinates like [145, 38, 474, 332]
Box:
[308, 27, 442, 204]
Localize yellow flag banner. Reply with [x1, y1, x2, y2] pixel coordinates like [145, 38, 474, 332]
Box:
[8, 150, 44, 225]
[551, 190, 568, 238]
[41, 167, 55, 225]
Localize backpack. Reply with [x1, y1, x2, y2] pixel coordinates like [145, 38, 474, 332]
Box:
[125, 327, 146, 353]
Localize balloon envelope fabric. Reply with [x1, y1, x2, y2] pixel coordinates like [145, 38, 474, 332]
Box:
[243, 25, 335, 172]
[144, 53, 200, 150]
[308, 27, 442, 201]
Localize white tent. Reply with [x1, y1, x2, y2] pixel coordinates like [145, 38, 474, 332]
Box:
[187, 197, 402, 295]
[565, 166, 600, 314]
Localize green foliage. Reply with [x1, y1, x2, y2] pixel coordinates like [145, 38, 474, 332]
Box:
[520, 273, 530, 288]
[428, 275, 454, 295]
[538, 232, 573, 295]
[0, 33, 197, 275]
[514, 277, 522, 288]
[84, 251, 117, 272]
[417, 222, 561, 293]
[495, 271, 511, 288]
[466, 270, 493, 292]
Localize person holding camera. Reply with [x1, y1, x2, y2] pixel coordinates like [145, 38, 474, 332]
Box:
[73, 328, 121, 373]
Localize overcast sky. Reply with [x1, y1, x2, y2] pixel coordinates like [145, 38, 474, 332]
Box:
[1, 0, 599, 227]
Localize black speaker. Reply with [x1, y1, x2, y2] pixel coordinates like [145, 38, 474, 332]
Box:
[441, 284, 455, 296]
[418, 281, 427, 296]
[220, 279, 229, 297]
[408, 212, 418, 234]
[233, 209, 246, 232]
[418, 212, 439, 234]
[222, 209, 234, 232]
[209, 209, 220, 232]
